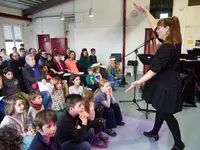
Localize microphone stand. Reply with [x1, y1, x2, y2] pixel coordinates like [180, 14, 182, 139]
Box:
[120, 38, 156, 119]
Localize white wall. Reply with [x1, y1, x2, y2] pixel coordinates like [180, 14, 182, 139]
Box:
[1, 0, 199, 73]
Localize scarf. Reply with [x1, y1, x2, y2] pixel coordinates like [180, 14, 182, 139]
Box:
[27, 64, 41, 78]
[29, 101, 42, 110]
[56, 61, 65, 71]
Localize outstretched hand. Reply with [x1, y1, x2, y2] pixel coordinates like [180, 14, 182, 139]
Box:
[125, 81, 139, 92]
[133, 3, 146, 13]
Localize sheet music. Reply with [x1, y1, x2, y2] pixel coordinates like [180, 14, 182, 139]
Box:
[0, 96, 5, 101]
[38, 82, 53, 92]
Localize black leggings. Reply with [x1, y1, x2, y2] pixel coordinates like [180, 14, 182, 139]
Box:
[89, 106, 104, 134]
[151, 111, 182, 146]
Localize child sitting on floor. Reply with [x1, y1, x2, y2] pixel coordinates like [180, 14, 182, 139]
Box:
[50, 77, 66, 116]
[83, 89, 109, 148]
[27, 91, 44, 123]
[115, 61, 128, 85]
[106, 60, 123, 91]
[56, 94, 91, 150]
[86, 67, 98, 92]
[2, 67, 29, 108]
[69, 74, 84, 95]
[94, 79, 125, 137]
[29, 109, 62, 150]
[93, 66, 103, 83]
[0, 96, 35, 150]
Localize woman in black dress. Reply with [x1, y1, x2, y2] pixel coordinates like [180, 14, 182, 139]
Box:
[126, 3, 184, 150]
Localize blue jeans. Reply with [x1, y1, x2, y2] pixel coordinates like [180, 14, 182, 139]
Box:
[103, 103, 123, 129]
[41, 91, 50, 109]
[62, 141, 91, 150]
[107, 76, 122, 89]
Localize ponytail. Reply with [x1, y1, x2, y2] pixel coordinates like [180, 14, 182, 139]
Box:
[171, 16, 182, 44]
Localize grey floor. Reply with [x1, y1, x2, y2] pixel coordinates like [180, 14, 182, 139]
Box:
[94, 76, 200, 150]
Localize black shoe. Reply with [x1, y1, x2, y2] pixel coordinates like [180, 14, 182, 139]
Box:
[104, 128, 117, 137]
[143, 131, 159, 141]
[117, 121, 125, 126]
[171, 142, 185, 150]
[89, 136, 108, 148]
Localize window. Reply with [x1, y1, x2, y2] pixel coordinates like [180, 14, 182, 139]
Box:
[150, 0, 173, 19]
[2, 25, 23, 54]
[188, 0, 200, 6]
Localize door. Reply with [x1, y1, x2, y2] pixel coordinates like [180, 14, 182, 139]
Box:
[37, 34, 51, 53]
[51, 38, 68, 56]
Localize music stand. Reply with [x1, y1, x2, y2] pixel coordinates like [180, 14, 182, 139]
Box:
[119, 40, 156, 119]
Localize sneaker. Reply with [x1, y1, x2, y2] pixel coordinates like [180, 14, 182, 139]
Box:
[99, 133, 109, 144]
[89, 136, 108, 148]
[117, 121, 125, 126]
[104, 128, 117, 137]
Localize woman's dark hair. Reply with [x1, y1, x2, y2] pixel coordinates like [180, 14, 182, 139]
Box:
[157, 16, 181, 44]
[69, 50, 76, 60]
[0, 125, 23, 150]
[69, 74, 80, 86]
[80, 48, 88, 59]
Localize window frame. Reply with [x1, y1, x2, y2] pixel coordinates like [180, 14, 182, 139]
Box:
[2, 24, 23, 51]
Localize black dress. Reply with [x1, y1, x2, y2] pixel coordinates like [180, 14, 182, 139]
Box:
[142, 43, 183, 114]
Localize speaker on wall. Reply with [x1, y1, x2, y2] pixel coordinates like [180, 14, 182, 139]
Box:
[110, 53, 122, 62]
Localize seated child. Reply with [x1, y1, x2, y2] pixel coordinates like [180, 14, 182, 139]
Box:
[0, 125, 23, 150]
[29, 109, 62, 150]
[2, 67, 29, 108]
[115, 61, 127, 85]
[83, 89, 109, 148]
[50, 77, 66, 116]
[93, 66, 102, 83]
[106, 60, 123, 91]
[40, 64, 54, 81]
[69, 74, 84, 95]
[94, 79, 125, 137]
[0, 96, 35, 150]
[56, 94, 91, 150]
[27, 92, 44, 123]
[86, 67, 98, 92]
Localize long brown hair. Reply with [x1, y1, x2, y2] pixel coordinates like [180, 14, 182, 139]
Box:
[5, 96, 24, 116]
[157, 16, 181, 44]
[83, 89, 94, 113]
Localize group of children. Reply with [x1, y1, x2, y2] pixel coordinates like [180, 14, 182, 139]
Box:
[0, 45, 128, 149]
[0, 78, 125, 150]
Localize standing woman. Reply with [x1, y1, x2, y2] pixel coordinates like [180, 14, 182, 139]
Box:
[126, 3, 184, 150]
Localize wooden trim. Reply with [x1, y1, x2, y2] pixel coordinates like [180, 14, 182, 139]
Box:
[0, 13, 32, 21]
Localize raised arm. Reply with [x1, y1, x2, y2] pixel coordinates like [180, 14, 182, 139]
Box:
[133, 3, 157, 30]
